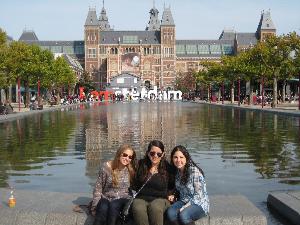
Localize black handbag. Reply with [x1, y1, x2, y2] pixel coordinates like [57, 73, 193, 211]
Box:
[120, 174, 153, 223]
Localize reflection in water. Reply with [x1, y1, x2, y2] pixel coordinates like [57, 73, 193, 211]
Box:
[0, 102, 299, 225]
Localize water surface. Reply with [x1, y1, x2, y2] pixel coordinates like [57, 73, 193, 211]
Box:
[0, 102, 299, 225]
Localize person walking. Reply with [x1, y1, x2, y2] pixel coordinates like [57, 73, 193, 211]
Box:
[92, 144, 137, 225]
[166, 145, 209, 225]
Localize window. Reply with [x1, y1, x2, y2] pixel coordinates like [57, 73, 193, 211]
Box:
[210, 44, 222, 54]
[40, 46, 50, 50]
[123, 36, 138, 44]
[117, 78, 124, 83]
[75, 46, 84, 54]
[63, 46, 74, 54]
[222, 44, 233, 55]
[50, 46, 62, 53]
[176, 45, 185, 54]
[186, 45, 197, 54]
[99, 46, 106, 54]
[88, 48, 97, 58]
[164, 47, 173, 57]
[111, 47, 118, 54]
[153, 46, 161, 54]
[144, 47, 150, 55]
[198, 45, 210, 54]
[125, 47, 135, 53]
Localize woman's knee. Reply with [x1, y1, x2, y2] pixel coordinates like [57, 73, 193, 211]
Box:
[166, 206, 178, 222]
[148, 199, 169, 217]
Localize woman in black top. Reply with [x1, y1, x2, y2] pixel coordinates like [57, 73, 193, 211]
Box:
[132, 140, 175, 225]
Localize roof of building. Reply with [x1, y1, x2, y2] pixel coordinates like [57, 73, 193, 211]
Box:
[146, 5, 160, 31]
[161, 6, 175, 26]
[62, 54, 84, 71]
[176, 39, 234, 57]
[219, 29, 236, 40]
[99, 30, 161, 45]
[236, 33, 258, 46]
[99, 6, 113, 31]
[219, 30, 258, 46]
[257, 10, 276, 32]
[21, 40, 84, 46]
[19, 30, 39, 41]
[85, 7, 99, 26]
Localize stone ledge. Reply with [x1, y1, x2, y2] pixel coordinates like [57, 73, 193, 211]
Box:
[267, 191, 300, 225]
[0, 189, 266, 225]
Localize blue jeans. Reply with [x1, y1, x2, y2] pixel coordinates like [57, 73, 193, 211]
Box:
[166, 201, 206, 225]
[93, 197, 128, 225]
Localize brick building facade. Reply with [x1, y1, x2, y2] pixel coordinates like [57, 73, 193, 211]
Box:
[84, 4, 276, 90]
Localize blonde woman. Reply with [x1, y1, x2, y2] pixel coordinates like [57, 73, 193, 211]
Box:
[92, 144, 137, 225]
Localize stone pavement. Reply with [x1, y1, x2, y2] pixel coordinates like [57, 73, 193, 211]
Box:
[0, 188, 267, 225]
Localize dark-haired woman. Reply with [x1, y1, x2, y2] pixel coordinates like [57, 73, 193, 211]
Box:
[166, 145, 209, 225]
[92, 144, 137, 225]
[132, 140, 175, 225]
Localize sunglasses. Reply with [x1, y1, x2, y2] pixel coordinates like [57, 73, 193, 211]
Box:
[149, 151, 163, 158]
[121, 153, 133, 160]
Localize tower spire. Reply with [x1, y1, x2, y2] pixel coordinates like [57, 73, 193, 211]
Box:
[146, 1, 160, 31]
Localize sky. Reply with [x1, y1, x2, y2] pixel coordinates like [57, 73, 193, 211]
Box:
[0, 0, 299, 41]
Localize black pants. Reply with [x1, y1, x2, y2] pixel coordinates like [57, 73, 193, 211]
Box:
[93, 198, 128, 225]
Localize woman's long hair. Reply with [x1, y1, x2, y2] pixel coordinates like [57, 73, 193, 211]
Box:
[138, 140, 168, 182]
[170, 145, 204, 185]
[111, 144, 137, 187]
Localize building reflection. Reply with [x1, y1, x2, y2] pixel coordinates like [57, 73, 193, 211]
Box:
[85, 102, 180, 180]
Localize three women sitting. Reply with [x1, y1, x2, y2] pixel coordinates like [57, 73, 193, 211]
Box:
[91, 141, 209, 225]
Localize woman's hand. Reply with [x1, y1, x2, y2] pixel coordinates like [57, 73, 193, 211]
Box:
[179, 202, 191, 212]
[90, 206, 96, 216]
[168, 194, 175, 203]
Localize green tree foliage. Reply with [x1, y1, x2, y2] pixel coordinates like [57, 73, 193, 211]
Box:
[2, 40, 77, 105]
[0, 28, 8, 90]
[197, 33, 300, 107]
[0, 28, 6, 46]
[51, 56, 76, 93]
[175, 71, 196, 93]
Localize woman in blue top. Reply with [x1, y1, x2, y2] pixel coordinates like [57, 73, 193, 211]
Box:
[167, 145, 209, 225]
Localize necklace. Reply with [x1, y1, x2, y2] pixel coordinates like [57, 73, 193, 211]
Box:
[150, 166, 158, 174]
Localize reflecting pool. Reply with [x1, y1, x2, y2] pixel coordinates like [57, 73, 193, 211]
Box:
[0, 102, 299, 225]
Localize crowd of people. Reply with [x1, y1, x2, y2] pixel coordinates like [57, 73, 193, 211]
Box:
[91, 140, 209, 225]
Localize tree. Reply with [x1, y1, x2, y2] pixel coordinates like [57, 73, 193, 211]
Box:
[175, 71, 196, 93]
[51, 56, 76, 97]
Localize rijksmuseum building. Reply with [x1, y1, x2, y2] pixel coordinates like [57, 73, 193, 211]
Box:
[18, 3, 276, 90]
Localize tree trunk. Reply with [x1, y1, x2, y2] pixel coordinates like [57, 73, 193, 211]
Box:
[231, 81, 234, 103]
[282, 80, 286, 103]
[272, 77, 277, 108]
[249, 80, 253, 105]
[208, 85, 211, 102]
[8, 84, 12, 103]
[25, 78, 30, 108]
[218, 87, 221, 102]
